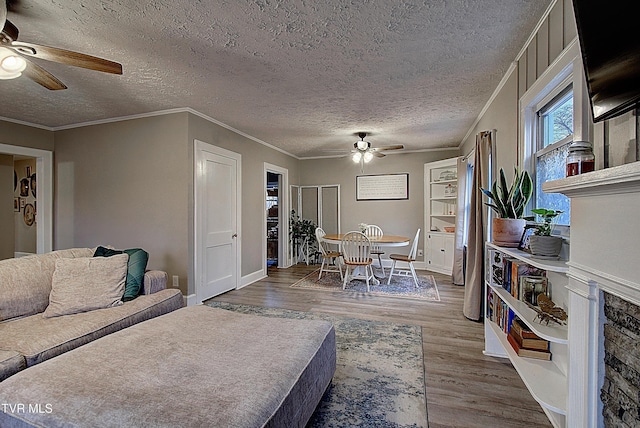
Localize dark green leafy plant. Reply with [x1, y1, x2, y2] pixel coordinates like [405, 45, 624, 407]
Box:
[481, 167, 533, 219]
[524, 208, 563, 236]
[289, 210, 317, 245]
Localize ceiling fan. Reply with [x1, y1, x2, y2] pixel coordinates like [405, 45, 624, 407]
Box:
[350, 132, 404, 164]
[0, 2, 122, 90]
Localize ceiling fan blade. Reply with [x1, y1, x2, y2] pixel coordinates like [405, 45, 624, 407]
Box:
[1, 3, 6, 31]
[22, 57, 67, 90]
[372, 151, 385, 158]
[9, 41, 122, 74]
[374, 145, 405, 151]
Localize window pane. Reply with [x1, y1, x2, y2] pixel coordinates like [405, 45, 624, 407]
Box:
[540, 93, 573, 148]
[536, 144, 571, 225]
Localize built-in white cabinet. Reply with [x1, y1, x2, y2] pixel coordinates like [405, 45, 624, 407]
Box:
[484, 242, 569, 428]
[426, 232, 454, 275]
[424, 158, 458, 275]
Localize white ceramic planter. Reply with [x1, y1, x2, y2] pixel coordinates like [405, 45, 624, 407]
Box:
[529, 235, 563, 258]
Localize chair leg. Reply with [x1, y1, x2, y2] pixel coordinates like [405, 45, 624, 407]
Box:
[336, 257, 344, 280]
[342, 265, 350, 290]
[377, 255, 385, 277]
[409, 262, 419, 288]
[365, 265, 371, 292]
[387, 260, 396, 285]
[318, 259, 325, 279]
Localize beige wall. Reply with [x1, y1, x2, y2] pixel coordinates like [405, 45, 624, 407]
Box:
[0, 120, 54, 151]
[0, 154, 13, 260]
[300, 149, 459, 257]
[54, 113, 190, 292]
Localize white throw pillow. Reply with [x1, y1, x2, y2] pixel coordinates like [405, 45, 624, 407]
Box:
[42, 254, 128, 318]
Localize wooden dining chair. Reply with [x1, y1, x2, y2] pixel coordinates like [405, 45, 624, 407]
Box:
[364, 224, 385, 277]
[387, 229, 421, 287]
[315, 228, 343, 280]
[341, 231, 375, 292]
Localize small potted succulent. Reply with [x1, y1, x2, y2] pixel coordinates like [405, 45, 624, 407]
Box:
[524, 208, 564, 258]
[481, 167, 533, 247]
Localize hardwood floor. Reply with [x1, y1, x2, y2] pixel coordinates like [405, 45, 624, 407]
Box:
[207, 264, 552, 427]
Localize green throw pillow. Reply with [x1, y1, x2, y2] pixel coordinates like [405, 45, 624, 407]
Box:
[122, 248, 148, 301]
[93, 246, 149, 301]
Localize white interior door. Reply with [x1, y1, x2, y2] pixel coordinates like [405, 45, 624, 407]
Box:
[195, 141, 240, 303]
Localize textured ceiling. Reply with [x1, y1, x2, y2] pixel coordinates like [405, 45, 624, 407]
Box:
[0, 0, 552, 158]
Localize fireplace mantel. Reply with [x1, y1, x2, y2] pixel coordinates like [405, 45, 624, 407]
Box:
[543, 160, 640, 427]
[543, 161, 640, 198]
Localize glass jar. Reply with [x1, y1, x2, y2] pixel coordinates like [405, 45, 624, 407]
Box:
[566, 141, 595, 176]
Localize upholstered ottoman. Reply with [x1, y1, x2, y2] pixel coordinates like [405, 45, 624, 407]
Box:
[0, 305, 336, 428]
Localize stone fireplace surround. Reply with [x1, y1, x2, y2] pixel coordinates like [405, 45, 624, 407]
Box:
[544, 161, 640, 427]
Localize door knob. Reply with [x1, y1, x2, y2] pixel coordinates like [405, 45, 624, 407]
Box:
[232, 233, 238, 238]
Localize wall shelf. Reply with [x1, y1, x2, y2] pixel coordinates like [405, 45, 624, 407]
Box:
[486, 322, 567, 415]
[485, 242, 569, 427]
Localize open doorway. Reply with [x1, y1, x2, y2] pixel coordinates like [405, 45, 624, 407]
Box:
[263, 163, 289, 271]
[0, 143, 53, 259]
[266, 172, 279, 268]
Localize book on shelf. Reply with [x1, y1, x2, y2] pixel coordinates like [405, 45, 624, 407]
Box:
[511, 317, 539, 339]
[509, 320, 550, 351]
[507, 330, 552, 360]
[510, 260, 546, 300]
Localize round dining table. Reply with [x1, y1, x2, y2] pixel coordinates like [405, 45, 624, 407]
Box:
[322, 233, 410, 247]
[321, 233, 410, 285]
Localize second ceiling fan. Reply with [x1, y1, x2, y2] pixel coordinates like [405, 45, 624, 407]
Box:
[351, 132, 404, 164]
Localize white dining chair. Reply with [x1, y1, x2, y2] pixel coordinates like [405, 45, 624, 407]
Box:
[341, 231, 375, 292]
[315, 227, 343, 280]
[387, 229, 421, 287]
[364, 224, 385, 277]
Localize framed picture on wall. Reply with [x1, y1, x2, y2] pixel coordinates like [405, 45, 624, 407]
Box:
[20, 198, 25, 209]
[14, 198, 19, 212]
[356, 173, 409, 201]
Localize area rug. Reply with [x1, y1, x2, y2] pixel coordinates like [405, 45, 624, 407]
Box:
[205, 301, 427, 428]
[291, 270, 441, 302]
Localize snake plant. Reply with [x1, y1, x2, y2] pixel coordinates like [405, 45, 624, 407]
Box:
[481, 167, 533, 219]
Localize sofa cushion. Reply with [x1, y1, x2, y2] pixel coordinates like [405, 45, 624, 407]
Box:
[43, 254, 129, 319]
[94, 246, 149, 301]
[0, 350, 25, 382]
[0, 289, 184, 367]
[0, 248, 94, 321]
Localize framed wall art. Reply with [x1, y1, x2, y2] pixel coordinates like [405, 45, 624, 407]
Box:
[356, 173, 409, 201]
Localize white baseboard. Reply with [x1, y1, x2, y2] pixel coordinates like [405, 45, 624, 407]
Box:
[240, 269, 267, 288]
[185, 294, 198, 306]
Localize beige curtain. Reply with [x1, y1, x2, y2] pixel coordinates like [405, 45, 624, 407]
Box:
[463, 130, 493, 321]
[451, 156, 467, 286]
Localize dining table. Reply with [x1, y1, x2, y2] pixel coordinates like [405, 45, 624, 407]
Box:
[321, 233, 410, 285]
[322, 233, 410, 247]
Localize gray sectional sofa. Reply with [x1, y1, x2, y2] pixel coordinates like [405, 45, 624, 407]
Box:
[0, 247, 184, 381]
[0, 248, 336, 427]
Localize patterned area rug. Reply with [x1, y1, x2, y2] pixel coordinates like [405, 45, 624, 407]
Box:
[205, 301, 427, 428]
[291, 269, 440, 302]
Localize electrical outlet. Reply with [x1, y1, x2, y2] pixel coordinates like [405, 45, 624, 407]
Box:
[417, 249, 423, 257]
[172, 275, 179, 288]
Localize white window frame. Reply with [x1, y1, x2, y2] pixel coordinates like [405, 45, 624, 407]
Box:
[519, 39, 591, 233]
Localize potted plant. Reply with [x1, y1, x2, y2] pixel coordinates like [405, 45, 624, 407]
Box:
[289, 210, 317, 262]
[481, 167, 533, 247]
[524, 208, 564, 258]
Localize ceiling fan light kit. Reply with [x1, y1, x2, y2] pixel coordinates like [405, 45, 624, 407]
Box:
[0, 46, 25, 79]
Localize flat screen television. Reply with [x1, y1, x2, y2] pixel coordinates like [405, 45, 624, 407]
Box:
[572, 0, 640, 122]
